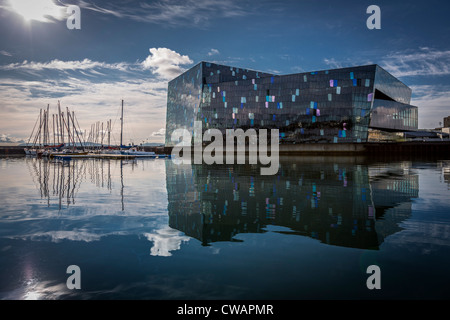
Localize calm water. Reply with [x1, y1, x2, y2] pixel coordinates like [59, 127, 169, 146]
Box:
[0, 155, 449, 300]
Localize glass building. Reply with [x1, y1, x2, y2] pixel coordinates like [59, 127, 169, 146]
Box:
[165, 62, 418, 146]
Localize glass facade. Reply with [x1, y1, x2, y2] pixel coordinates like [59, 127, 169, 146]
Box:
[165, 62, 418, 146]
[370, 99, 418, 131]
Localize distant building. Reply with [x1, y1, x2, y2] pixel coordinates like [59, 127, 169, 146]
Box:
[444, 116, 450, 128]
[165, 62, 418, 146]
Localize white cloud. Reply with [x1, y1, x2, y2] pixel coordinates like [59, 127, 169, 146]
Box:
[0, 59, 130, 72]
[0, 50, 12, 57]
[323, 58, 343, 69]
[410, 85, 450, 129]
[0, 133, 24, 144]
[208, 49, 220, 56]
[151, 128, 166, 137]
[266, 69, 281, 75]
[76, 0, 124, 18]
[75, 0, 246, 27]
[142, 47, 193, 80]
[324, 48, 450, 78]
[380, 48, 450, 78]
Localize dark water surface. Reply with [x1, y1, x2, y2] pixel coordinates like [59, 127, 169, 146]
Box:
[0, 155, 449, 299]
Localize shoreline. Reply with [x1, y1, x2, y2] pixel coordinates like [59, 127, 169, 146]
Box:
[2, 141, 449, 158]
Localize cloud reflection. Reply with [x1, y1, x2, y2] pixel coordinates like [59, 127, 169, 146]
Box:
[144, 226, 190, 257]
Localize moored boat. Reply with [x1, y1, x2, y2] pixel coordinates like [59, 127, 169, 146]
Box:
[120, 147, 157, 158]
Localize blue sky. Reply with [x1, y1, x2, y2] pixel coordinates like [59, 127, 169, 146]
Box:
[1, 0, 449, 144]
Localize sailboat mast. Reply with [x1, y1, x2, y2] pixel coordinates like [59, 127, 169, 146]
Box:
[39, 109, 42, 147]
[108, 119, 111, 147]
[27, 113, 39, 147]
[101, 121, 105, 148]
[58, 102, 64, 145]
[120, 99, 124, 148]
[66, 107, 71, 147]
[46, 104, 50, 146]
[43, 109, 46, 146]
[72, 111, 75, 149]
[53, 114, 56, 145]
[56, 112, 60, 144]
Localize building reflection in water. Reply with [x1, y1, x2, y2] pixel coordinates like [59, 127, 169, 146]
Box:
[165, 157, 418, 250]
[440, 160, 450, 187]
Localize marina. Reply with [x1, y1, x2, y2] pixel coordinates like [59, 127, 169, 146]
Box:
[21, 100, 170, 161]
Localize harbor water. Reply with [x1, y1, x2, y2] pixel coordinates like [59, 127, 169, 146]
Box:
[0, 155, 449, 299]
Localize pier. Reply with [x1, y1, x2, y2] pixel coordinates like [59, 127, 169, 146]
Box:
[0, 145, 172, 156]
[1, 142, 449, 157]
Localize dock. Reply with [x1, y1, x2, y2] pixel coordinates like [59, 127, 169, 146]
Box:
[1, 142, 448, 158]
[53, 154, 138, 160]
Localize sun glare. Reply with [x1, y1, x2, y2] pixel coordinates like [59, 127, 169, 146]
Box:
[8, 0, 64, 23]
